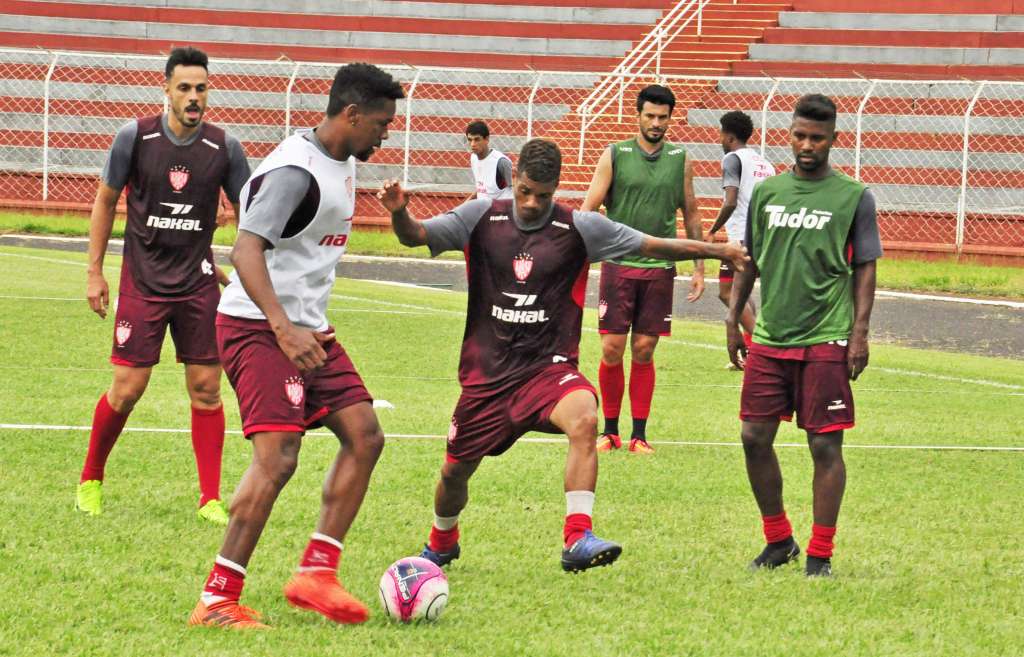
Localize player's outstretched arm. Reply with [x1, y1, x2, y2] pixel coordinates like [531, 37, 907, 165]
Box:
[378, 179, 428, 247]
[86, 182, 121, 319]
[848, 260, 877, 381]
[726, 263, 759, 370]
[638, 235, 747, 270]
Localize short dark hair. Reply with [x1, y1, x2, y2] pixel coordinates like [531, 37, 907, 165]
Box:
[326, 63, 405, 117]
[793, 93, 837, 124]
[720, 110, 754, 143]
[165, 46, 208, 79]
[637, 84, 676, 114]
[465, 120, 489, 139]
[516, 139, 561, 184]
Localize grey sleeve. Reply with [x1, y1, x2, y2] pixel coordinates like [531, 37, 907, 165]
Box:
[850, 188, 883, 264]
[573, 210, 646, 262]
[222, 135, 251, 204]
[496, 156, 513, 189]
[100, 121, 137, 191]
[422, 199, 492, 256]
[722, 152, 742, 189]
[238, 165, 311, 246]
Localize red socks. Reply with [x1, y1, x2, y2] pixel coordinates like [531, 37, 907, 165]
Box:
[80, 394, 129, 482]
[598, 361, 624, 420]
[429, 525, 460, 554]
[191, 405, 225, 506]
[807, 524, 837, 558]
[563, 513, 592, 547]
[299, 533, 342, 572]
[762, 512, 794, 544]
[203, 557, 245, 604]
[629, 360, 655, 420]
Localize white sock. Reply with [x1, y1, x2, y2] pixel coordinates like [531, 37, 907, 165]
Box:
[565, 490, 595, 517]
[433, 514, 459, 531]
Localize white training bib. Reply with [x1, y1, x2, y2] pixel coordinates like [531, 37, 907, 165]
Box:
[470, 149, 512, 200]
[725, 147, 775, 242]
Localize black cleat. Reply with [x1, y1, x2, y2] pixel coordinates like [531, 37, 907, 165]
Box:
[420, 542, 460, 568]
[749, 537, 800, 571]
[805, 556, 832, 577]
[561, 530, 622, 573]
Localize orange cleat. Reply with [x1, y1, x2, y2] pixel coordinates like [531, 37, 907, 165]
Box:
[283, 570, 370, 624]
[628, 438, 655, 454]
[596, 433, 622, 452]
[188, 599, 269, 629]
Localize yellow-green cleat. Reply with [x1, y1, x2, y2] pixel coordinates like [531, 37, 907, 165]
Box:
[75, 480, 103, 516]
[197, 499, 229, 526]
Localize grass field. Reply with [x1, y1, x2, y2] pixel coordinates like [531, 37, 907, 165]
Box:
[0, 245, 1022, 657]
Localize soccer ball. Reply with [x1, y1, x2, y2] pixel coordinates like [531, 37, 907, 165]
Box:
[378, 556, 449, 623]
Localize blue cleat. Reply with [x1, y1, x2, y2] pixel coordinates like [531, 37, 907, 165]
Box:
[561, 530, 622, 573]
[420, 542, 460, 567]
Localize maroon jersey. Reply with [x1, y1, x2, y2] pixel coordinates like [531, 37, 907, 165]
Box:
[460, 200, 590, 394]
[120, 115, 230, 298]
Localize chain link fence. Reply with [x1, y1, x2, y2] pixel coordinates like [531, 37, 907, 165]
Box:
[0, 47, 1021, 258]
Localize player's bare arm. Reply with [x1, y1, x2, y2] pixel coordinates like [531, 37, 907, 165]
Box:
[230, 229, 330, 372]
[681, 158, 705, 301]
[708, 186, 739, 236]
[86, 182, 122, 319]
[639, 235, 747, 269]
[378, 179, 428, 247]
[580, 147, 613, 212]
[725, 262, 759, 370]
[848, 260, 877, 381]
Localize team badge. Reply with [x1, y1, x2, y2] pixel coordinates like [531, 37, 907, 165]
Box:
[512, 252, 533, 282]
[115, 320, 132, 346]
[447, 419, 458, 444]
[598, 300, 608, 319]
[284, 376, 304, 407]
[168, 165, 190, 192]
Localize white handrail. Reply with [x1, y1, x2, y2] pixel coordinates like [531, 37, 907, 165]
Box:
[956, 81, 987, 255]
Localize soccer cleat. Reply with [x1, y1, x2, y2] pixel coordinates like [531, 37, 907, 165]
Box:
[75, 480, 103, 516]
[628, 438, 655, 454]
[197, 499, 229, 526]
[596, 433, 622, 452]
[561, 530, 622, 573]
[188, 599, 269, 629]
[283, 570, 370, 624]
[749, 537, 801, 571]
[420, 542, 460, 568]
[805, 556, 832, 578]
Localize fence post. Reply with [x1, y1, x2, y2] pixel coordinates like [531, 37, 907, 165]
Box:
[853, 79, 877, 181]
[759, 78, 779, 157]
[283, 61, 300, 140]
[655, 28, 662, 79]
[402, 67, 422, 188]
[526, 70, 542, 142]
[697, 3, 703, 36]
[617, 71, 625, 122]
[956, 81, 987, 257]
[42, 51, 58, 202]
[578, 101, 588, 165]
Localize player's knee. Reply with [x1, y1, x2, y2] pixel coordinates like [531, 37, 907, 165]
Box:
[718, 287, 730, 304]
[440, 460, 477, 487]
[567, 411, 599, 443]
[741, 427, 772, 455]
[108, 384, 145, 413]
[259, 439, 301, 488]
[631, 345, 655, 363]
[601, 341, 625, 365]
[357, 425, 386, 461]
[808, 434, 842, 466]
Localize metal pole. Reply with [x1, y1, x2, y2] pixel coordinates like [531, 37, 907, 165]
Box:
[853, 79, 877, 181]
[42, 51, 58, 202]
[578, 102, 588, 165]
[283, 61, 299, 139]
[656, 27, 662, 79]
[759, 78, 779, 157]
[956, 81, 987, 256]
[618, 71, 625, 122]
[697, 3, 703, 36]
[526, 70, 542, 142]
[402, 67, 422, 188]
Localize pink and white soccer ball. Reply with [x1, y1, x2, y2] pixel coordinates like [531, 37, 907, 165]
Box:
[378, 556, 449, 623]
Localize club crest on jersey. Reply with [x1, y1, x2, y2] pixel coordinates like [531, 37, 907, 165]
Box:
[115, 320, 132, 346]
[284, 376, 304, 407]
[598, 300, 608, 319]
[168, 165, 190, 192]
[512, 252, 534, 282]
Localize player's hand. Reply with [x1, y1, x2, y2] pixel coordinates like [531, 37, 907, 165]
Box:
[848, 333, 869, 381]
[723, 241, 749, 273]
[276, 324, 330, 373]
[726, 319, 746, 370]
[215, 265, 231, 288]
[87, 272, 109, 319]
[687, 269, 705, 302]
[377, 179, 409, 213]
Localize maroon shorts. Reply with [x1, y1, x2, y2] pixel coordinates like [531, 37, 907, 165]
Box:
[739, 342, 855, 434]
[445, 363, 597, 463]
[111, 286, 219, 367]
[718, 239, 744, 283]
[216, 314, 373, 437]
[597, 262, 675, 336]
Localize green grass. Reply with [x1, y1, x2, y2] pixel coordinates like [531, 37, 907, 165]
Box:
[0, 246, 1023, 656]
[3, 211, 1023, 298]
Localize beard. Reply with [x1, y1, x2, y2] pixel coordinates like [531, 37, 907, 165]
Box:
[641, 128, 665, 143]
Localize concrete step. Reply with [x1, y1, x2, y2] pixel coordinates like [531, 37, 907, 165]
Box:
[790, 0, 1024, 14]
[731, 58, 1024, 80]
[764, 27, 1024, 48]
[780, 11, 1024, 31]
[749, 43, 1024, 67]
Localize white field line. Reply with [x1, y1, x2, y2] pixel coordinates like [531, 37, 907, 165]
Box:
[1, 422, 1021, 452]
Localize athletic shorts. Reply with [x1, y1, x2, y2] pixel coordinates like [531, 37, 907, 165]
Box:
[445, 363, 597, 463]
[216, 314, 373, 437]
[718, 240, 744, 283]
[597, 262, 675, 336]
[111, 286, 219, 367]
[739, 342, 855, 434]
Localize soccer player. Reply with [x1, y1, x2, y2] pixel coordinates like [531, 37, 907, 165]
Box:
[188, 63, 403, 629]
[726, 94, 882, 577]
[378, 139, 747, 574]
[78, 46, 251, 524]
[466, 120, 513, 201]
[707, 110, 772, 363]
[581, 84, 704, 454]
